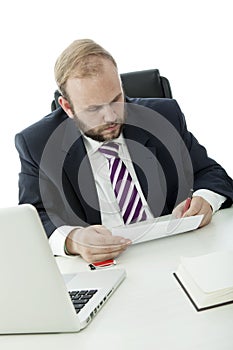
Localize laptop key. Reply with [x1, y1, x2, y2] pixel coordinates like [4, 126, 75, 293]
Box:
[74, 303, 85, 309]
[80, 294, 93, 299]
[87, 289, 98, 293]
[77, 290, 88, 295]
[79, 298, 90, 303]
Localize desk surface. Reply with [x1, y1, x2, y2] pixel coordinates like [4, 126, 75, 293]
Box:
[2, 208, 233, 350]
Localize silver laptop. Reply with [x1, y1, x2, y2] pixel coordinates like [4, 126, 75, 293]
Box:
[0, 204, 126, 334]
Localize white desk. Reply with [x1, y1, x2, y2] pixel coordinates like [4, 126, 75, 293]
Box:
[1, 208, 233, 350]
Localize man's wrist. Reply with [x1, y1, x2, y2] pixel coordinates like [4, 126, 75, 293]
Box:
[193, 189, 226, 213]
[64, 228, 83, 256]
[64, 240, 72, 255]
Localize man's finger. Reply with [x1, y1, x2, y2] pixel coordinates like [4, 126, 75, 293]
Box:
[182, 197, 203, 217]
[80, 241, 129, 262]
[76, 239, 131, 253]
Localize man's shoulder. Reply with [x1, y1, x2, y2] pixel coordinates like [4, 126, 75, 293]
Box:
[127, 97, 180, 113]
[16, 107, 68, 142]
[126, 97, 184, 129]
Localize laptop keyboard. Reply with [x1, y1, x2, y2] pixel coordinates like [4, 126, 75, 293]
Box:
[69, 289, 98, 314]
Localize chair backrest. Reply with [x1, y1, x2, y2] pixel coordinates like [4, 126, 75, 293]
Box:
[51, 68, 172, 111]
[120, 69, 172, 99]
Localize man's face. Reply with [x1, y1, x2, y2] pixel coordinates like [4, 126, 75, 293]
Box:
[60, 59, 125, 142]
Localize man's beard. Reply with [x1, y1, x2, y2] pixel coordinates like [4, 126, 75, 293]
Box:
[73, 114, 125, 142]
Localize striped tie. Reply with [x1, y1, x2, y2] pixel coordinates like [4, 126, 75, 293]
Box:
[99, 142, 147, 225]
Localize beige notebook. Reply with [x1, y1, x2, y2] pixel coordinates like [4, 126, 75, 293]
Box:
[174, 251, 233, 311]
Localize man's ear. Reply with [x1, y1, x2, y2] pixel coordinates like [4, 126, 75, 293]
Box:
[58, 96, 74, 119]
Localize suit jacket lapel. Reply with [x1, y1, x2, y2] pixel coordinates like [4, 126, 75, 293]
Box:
[61, 118, 101, 224]
[123, 122, 168, 218]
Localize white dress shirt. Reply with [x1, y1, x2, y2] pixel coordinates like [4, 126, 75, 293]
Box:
[49, 134, 226, 256]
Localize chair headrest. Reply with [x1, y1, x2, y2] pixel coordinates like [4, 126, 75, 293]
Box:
[120, 69, 164, 98]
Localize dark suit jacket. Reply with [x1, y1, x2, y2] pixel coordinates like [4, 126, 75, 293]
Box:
[15, 98, 233, 237]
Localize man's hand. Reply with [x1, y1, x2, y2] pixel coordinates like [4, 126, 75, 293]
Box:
[172, 196, 213, 227]
[65, 225, 131, 262]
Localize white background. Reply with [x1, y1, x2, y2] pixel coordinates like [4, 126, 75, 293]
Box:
[0, 0, 232, 207]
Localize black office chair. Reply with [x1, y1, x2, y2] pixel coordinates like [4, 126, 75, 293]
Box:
[51, 69, 172, 111]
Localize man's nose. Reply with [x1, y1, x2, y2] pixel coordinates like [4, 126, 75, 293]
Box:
[102, 104, 117, 123]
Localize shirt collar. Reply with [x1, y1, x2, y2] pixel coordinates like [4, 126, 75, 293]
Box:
[83, 133, 125, 155]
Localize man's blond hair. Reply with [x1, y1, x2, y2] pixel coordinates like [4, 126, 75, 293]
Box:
[54, 39, 117, 97]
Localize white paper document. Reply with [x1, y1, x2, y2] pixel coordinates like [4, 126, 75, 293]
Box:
[112, 214, 203, 244]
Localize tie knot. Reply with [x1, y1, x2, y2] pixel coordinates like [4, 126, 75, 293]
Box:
[99, 142, 119, 159]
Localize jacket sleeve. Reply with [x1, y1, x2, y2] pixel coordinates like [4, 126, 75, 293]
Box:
[173, 100, 233, 208]
[15, 132, 69, 237]
[130, 97, 233, 209]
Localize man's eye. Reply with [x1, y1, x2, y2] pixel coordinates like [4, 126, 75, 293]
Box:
[87, 106, 101, 112]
